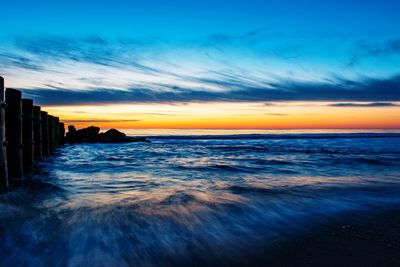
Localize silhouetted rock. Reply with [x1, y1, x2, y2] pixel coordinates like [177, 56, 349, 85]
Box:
[68, 125, 76, 134]
[103, 129, 126, 143]
[87, 126, 100, 136]
[66, 126, 149, 144]
[86, 126, 101, 142]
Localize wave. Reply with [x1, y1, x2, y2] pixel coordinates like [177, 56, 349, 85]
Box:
[175, 164, 261, 173]
[331, 157, 398, 166]
[1, 131, 400, 266]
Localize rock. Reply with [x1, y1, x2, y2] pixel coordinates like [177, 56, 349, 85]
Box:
[66, 126, 149, 144]
[73, 126, 100, 143]
[87, 126, 100, 136]
[103, 129, 126, 143]
[65, 126, 101, 143]
[68, 125, 76, 134]
[72, 128, 88, 142]
[86, 126, 101, 142]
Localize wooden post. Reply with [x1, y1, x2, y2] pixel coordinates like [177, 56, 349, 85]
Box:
[59, 123, 65, 145]
[54, 117, 60, 148]
[33, 106, 42, 161]
[5, 88, 23, 180]
[0, 77, 8, 192]
[41, 111, 50, 156]
[22, 99, 34, 173]
[48, 115, 54, 154]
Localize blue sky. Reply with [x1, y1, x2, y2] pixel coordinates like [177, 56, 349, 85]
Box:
[0, 0, 399, 105]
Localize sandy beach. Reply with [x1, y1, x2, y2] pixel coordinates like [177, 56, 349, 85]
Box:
[263, 208, 400, 266]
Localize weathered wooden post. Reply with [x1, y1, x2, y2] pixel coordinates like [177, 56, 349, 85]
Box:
[22, 99, 34, 173]
[5, 88, 23, 180]
[0, 77, 8, 192]
[59, 122, 65, 145]
[54, 117, 60, 148]
[41, 111, 50, 157]
[33, 106, 42, 161]
[48, 115, 54, 154]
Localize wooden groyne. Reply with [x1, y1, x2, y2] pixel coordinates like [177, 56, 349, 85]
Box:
[0, 77, 7, 193]
[0, 76, 65, 193]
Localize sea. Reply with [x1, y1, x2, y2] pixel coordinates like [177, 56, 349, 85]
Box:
[0, 129, 400, 266]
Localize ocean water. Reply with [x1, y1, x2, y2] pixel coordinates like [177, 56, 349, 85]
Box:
[1, 132, 400, 266]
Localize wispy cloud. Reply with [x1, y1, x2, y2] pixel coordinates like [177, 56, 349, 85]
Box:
[264, 113, 288, 116]
[0, 52, 43, 71]
[2, 34, 400, 106]
[200, 28, 303, 58]
[21, 74, 400, 105]
[328, 102, 398, 107]
[9, 35, 164, 73]
[62, 119, 140, 123]
[349, 38, 400, 66]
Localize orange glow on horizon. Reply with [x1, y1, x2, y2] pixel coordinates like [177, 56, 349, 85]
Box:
[42, 102, 400, 130]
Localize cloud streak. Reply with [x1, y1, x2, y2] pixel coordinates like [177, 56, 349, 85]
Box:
[1, 35, 168, 77]
[2, 34, 400, 107]
[328, 102, 397, 107]
[21, 74, 400, 105]
[349, 38, 400, 66]
[62, 119, 140, 123]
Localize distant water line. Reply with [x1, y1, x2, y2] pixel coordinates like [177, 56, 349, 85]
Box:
[122, 128, 400, 136]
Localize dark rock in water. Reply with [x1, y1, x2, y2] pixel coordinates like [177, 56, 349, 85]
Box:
[71, 126, 101, 143]
[102, 129, 150, 143]
[68, 125, 76, 134]
[87, 126, 100, 136]
[103, 129, 126, 143]
[66, 126, 149, 144]
[86, 126, 101, 142]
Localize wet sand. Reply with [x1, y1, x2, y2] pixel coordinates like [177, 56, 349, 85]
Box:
[262, 208, 400, 266]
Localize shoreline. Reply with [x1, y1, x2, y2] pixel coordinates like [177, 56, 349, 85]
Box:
[259, 208, 400, 266]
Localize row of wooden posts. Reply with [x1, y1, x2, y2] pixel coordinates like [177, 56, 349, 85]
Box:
[0, 76, 65, 193]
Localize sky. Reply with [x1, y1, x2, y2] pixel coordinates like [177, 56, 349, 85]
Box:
[0, 0, 399, 129]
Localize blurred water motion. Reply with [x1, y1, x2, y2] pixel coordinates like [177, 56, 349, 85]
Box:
[1, 133, 400, 266]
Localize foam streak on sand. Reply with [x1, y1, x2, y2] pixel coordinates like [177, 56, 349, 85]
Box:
[0, 133, 399, 266]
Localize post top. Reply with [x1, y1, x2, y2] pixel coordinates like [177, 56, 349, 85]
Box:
[5, 88, 22, 98]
